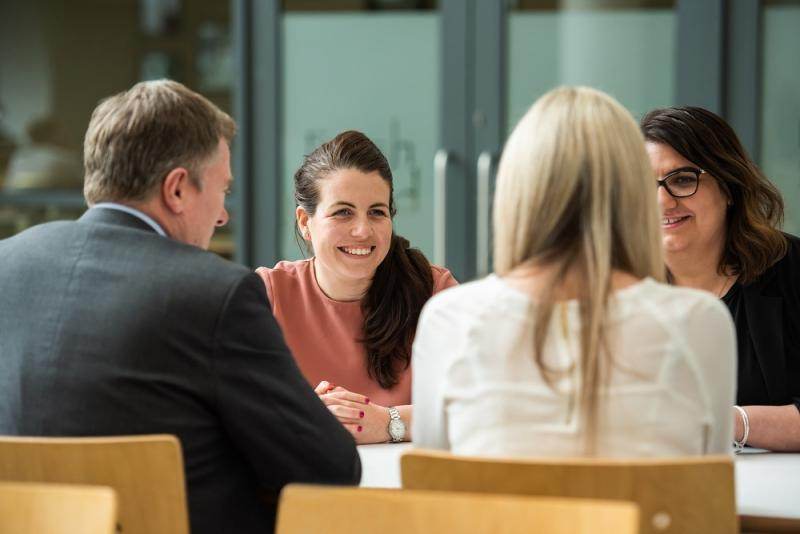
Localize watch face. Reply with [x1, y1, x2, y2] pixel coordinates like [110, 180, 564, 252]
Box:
[389, 418, 406, 440]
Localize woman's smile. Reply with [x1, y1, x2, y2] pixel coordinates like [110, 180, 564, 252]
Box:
[661, 214, 692, 230]
[338, 245, 376, 257]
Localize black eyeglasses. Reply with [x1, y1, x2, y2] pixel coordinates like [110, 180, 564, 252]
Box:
[656, 167, 705, 198]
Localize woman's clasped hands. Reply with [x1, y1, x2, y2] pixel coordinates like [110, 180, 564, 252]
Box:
[314, 381, 390, 444]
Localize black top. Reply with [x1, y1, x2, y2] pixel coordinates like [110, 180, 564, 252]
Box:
[0, 208, 361, 534]
[722, 283, 770, 405]
[721, 233, 800, 411]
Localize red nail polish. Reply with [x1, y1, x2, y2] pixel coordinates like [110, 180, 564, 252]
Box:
[357, 426, 363, 432]
[364, 397, 370, 404]
[359, 411, 365, 418]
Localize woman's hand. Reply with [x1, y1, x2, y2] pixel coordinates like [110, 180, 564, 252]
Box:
[316, 384, 390, 444]
[314, 381, 337, 395]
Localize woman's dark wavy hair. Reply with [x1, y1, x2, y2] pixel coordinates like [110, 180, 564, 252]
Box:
[294, 130, 434, 388]
[640, 106, 787, 284]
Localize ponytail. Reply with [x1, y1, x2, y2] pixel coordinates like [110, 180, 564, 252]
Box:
[361, 233, 434, 388]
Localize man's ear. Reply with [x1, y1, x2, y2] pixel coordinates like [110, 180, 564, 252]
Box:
[162, 167, 191, 215]
[296, 206, 310, 240]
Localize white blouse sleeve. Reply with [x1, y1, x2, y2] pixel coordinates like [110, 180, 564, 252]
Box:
[411, 296, 457, 450]
[684, 296, 738, 454]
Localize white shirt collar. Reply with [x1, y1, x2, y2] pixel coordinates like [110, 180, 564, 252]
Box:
[92, 202, 167, 237]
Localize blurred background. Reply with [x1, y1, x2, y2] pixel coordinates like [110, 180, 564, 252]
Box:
[0, 0, 797, 282]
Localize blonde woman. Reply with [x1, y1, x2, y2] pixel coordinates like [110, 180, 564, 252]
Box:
[412, 87, 736, 457]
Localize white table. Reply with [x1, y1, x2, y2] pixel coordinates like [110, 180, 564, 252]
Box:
[358, 443, 411, 488]
[735, 449, 800, 519]
[357, 444, 800, 520]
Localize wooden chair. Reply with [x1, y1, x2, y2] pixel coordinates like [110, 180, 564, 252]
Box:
[276, 484, 640, 534]
[0, 434, 189, 534]
[402, 449, 737, 534]
[0, 481, 117, 534]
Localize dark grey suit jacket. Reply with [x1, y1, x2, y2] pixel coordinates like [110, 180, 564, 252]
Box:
[0, 207, 361, 534]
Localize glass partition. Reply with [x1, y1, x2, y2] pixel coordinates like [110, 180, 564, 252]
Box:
[280, 7, 439, 261]
[472, 0, 677, 276]
[761, 1, 800, 235]
[507, 1, 676, 132]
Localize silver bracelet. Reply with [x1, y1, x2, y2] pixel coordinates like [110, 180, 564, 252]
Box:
[733, 405, 750, 453]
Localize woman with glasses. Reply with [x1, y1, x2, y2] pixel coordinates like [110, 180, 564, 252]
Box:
[412, 87, 736, 457]
[642, 107, 800, 452]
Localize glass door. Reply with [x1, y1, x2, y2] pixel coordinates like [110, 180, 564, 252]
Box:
[506, 0, 676, 131]
[472, 0, 678, 278]
[236, 0, 483, 280]
[235, 0, 485, 278]
[280, 2, 441, 264]
[761, 0, 800, 235]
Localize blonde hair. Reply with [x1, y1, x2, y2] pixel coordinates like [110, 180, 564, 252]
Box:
[493, 86, 665, 453]
[83, 79, 236, 204]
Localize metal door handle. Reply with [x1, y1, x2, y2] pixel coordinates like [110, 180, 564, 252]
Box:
[433, 149, 450, 267]
[476, 150, 496, 277]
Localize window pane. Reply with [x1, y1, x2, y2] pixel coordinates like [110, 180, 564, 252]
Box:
[507, 1, 675, 132]
[0, 0, 235, 258]
[281, 12, 439, 260]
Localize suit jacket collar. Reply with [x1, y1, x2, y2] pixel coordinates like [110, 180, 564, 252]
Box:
[79, 206, 161, 235]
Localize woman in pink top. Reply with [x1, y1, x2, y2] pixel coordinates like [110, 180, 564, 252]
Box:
[257, 130, 457, 444]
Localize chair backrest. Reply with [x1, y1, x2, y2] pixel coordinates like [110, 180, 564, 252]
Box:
[0, 481, 117, 534]
[0, 434, 189, 534]
[401, 450, 736, 534]
[276, 484, 640, 534]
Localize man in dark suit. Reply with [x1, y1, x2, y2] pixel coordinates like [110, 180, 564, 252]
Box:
[0, 80, 360, 534]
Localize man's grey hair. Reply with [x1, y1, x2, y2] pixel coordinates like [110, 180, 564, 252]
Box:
[83, 79, 236, 204]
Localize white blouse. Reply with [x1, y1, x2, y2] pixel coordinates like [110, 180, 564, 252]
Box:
[412, 275, 736, 457]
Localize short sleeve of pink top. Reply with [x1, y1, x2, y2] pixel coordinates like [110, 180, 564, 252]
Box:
[256, 259, 457, 407]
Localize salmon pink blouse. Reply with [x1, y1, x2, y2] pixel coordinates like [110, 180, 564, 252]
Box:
[256, 258, 457, 406]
